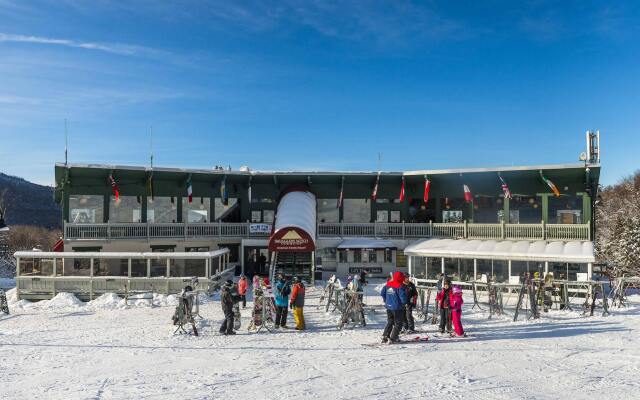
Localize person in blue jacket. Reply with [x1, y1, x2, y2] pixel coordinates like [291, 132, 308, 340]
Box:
[274, 274, 291, 328]
[380, 271, 408, 343]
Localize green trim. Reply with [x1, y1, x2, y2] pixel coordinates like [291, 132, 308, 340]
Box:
[582, 194, 592, 223]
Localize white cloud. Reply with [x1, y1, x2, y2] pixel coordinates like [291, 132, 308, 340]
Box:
[0, 32, 162, 56]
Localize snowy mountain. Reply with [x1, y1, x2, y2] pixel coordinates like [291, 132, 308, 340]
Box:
[0, 173, 61, 229]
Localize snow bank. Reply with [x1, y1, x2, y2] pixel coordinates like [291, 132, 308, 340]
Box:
[89, 293, 127, 310]
[41, 292, 84, 309]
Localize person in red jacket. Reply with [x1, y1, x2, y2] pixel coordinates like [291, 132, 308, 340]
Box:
[237, 274, 248, 308]
[451, 285, 466, 337]
[289, 277, 306, 330]
[435, 279, 453, 334]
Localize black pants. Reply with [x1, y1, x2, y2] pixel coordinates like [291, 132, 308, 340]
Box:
[219, 309, 235, 334]
[383, 309, 404, 341]
[275, 305, 288, 327]
[439, 307, 452, 332]
[404, 304, 415, 331]
[240, 295, 246, 308]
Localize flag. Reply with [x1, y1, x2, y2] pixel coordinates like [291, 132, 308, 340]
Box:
[108, 174, 119, 202]
[186, 175, 193, 203]
[423, 176, 431, 204]
[220, 176, 228, 206]
[337, 177, 344, 208]
[371, 174, 380, 201]
[463, 184, 473, 203]
[146, 172, 154, 201]
[540, 171, 560, 197]
[399, 177, 405, 202]
[498, 173, 512, 199]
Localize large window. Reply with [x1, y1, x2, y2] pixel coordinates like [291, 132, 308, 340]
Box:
[183, 198, 210, 223]
[550, 262, 588, 280]
[214, 198, 237, 221]
[548, 195, 582, 224]
[343, 199, 370, 223]
[95, 259, 128, 276]
[318, 199, 339, 223]
[109, 196, 142, 223]
[474, 197, 501, 223]
[428, 257, 442, 279]
[19, 258, 55, 276]
[148, 197, 178, 223]
[69, 195, 103, 223]
[476, 259, 508, 283]
[412, 256, 426, 278]
[510, 196, 542, 223]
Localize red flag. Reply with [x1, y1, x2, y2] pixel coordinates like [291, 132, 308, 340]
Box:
[399, 177, 405, 202]
[108, 174, 119, 201]
[371, 174, 379, 201]
[423, 177, 431, 204]
[463, 184, 473, 203]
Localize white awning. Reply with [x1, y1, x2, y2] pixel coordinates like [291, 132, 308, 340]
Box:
[403, 238, 594, 263]
[337, 238, 397, 249]
[14, 248, 230, 259]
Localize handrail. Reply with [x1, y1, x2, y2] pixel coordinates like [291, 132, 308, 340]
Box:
[64, 221, 592, 242]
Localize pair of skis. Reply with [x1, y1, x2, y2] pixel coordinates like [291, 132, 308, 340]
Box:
[362, 335, 430, 347]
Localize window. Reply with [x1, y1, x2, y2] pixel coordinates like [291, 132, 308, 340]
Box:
[474, 197, 501, 223]
[19, 258, 55, 276]
[109, 196, 142, 223]
[549, 195, 583, 224]
[69, 195, 104, 224]
[183, 197, 210, 223]
[131, 259, 147, 277]
[147, 197, 177, 223]
[412, 256, 427, 278]
[510, 196, 542, 223]
[150, 246, 174, 277]
[214, 198, 237, 220]
[317, 199, 339, 223]
[376, 210, 389, 222]
[390, 211, 401, 223]
[354, 250, 362, 263]
[263, 210, 275, 223]
[368, 250, 377, 263]
[385, 249, 393, 263]
[339, 250, 348, 263]
[251, 210, 262, 222]
[185, 247, 210, 252]
[96, 259, 128, 276]
[343, 199, 370, 223]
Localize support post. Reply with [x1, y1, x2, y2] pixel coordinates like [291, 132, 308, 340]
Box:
[441, 257, 445, 275]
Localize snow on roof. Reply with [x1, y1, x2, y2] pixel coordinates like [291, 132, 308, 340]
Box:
[14, 248, 230, 259]
[403, 238, 595, 263]
[337, 238, 397, 249]
[273, 190, 316, 244]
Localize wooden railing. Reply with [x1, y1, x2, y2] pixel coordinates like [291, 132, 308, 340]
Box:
[65, 221, 591, 242]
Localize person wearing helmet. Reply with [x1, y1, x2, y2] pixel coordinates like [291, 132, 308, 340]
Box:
[380, 271, 408, 343]
[289, 277, 306, 330]
[451, 285, 466, 337]
[436, 279, 453, 334]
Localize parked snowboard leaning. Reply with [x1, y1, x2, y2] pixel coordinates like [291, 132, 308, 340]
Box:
[290, 277, 306, 330]
[380, 271, 408, 343]
[274, 274, 291, 328]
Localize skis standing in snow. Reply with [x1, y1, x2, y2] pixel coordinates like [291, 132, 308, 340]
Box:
[380, 272, 408, 343]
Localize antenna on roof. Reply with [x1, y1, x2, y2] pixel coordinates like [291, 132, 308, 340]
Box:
[377, 152, 382, 172]
[64, 118, 68, 166]
[150, 126, 154, 169]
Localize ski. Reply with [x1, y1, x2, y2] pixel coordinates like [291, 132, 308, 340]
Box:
[362, 336, 430, 347]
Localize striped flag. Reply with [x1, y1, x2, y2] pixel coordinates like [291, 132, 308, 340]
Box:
[539, 171, 560, 197]
[399, 177, 406, 202]
[220, 176, 229, 206]
[337, 177, 344, 208]
[463, 184, 473, 203]
[423, 176, 431, 204]
[498, 173, 512, 199]
[108, 174, 119, 202]
[186, 175, 193, 203]
[371, 173, 380, 201]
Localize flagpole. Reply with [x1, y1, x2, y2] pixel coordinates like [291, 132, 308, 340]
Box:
[64, 119, 68, 166]
[150, 126, 154, 168]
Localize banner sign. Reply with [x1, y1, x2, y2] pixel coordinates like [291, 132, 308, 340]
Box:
[269, 227, 315, 252]
[349, 267, 383, 274]
[249, 223, 271, 234]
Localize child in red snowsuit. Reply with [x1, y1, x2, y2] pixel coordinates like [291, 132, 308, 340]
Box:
[451, 285, 465, 337]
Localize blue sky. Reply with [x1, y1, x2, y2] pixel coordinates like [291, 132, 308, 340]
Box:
[0, 1, 638, 186]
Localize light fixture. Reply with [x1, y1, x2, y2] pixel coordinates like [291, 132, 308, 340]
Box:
[528, 198, 535, 204]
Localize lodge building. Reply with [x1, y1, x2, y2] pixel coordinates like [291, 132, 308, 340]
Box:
[14, 135, 601, 299]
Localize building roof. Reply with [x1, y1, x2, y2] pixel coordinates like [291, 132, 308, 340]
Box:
[14, 248, 230, 259]
[403, 238, 595, 263]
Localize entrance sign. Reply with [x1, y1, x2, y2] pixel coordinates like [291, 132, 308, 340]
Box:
[269, 227, 314, 252]
[250, 223, 271, 234]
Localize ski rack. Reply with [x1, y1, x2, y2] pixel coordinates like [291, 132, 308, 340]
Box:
[610, 277, 640, 308]
[247, 284, 276, 334]
[337, 289, 366, 330]
[172, 289, 199, 336]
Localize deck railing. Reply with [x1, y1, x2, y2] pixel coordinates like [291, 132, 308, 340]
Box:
[65, 221, 591, 242]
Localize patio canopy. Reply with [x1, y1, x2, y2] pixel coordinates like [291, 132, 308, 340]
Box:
[403, 238, 595, 263]
[269, 188, 316, 252]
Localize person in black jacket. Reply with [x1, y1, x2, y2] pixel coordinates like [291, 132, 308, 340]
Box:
[219, 280, 236, 335]
[403, 276, 419, 333]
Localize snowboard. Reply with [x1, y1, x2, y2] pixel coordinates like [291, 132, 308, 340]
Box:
[362, 336, 430, 347]
[233, 302, 241, 330]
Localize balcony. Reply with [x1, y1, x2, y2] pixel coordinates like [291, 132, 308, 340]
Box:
[64, 221, 591, 242]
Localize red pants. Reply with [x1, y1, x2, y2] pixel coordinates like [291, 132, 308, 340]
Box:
[451, 308, 464, 336]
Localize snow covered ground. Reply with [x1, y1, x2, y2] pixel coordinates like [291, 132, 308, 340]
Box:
[1, 283, 640, 400]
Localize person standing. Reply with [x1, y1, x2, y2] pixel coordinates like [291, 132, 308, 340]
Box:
[436, 279, 453, 334]
[451, 285, 466, 337]
[219, 280, 236, 335]
[238, 274, 248, 309]
[274, 274, 291, 329]
[380, 271, 408, 343]
[403, 276, 419, 333]
[289, 277, 306, 330]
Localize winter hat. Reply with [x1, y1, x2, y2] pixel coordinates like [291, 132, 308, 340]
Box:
[225, 279, 233, 286]
[292, 276, 299, 283]
[452, 285, 462, 294]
